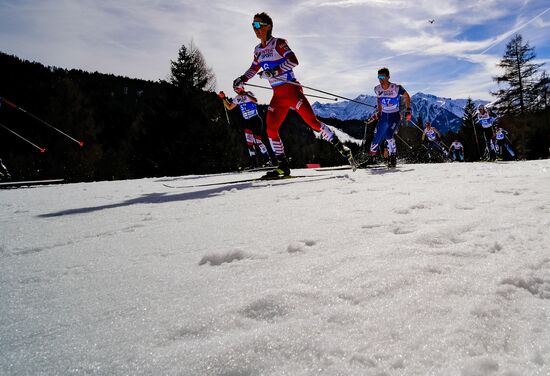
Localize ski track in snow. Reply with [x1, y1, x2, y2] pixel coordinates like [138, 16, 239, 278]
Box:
[1, 160, 550, 375]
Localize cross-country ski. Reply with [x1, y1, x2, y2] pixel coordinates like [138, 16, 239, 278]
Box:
[0, 178, 64, 188]
[162, 173, 332, 188]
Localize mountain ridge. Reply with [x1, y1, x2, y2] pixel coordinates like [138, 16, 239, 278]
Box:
[312, 92, 489, 134]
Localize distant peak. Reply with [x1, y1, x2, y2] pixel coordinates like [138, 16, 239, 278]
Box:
[413, 92, 437, 99]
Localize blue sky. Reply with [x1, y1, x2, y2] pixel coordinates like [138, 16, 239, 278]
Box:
[1, 0, 549, 105]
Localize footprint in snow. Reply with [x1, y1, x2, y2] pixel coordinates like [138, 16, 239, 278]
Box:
[391, 225, 416, 235]
[287, 239, 317, 253]
[241, 295, 290, 321]
[198, 250, 249, 266]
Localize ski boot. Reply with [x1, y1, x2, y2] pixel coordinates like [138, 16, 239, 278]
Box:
[331, 136, 357, 171]
[262, 157, 274, 167]
[250, 158, 260, 169]
[387, 154, 397, 168]
[263, 155, 291, 178]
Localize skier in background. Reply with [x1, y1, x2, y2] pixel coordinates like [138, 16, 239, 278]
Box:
[476, 104, 497, 161]
[232, 11, 355, 177]
[449, 140, 465, 162]
[421, 121, 448, 161]
[0, 158, 11, 181]
[369, 67, 412, 168]
[494, 127, 517, 160]
[218, 86, 272, 168]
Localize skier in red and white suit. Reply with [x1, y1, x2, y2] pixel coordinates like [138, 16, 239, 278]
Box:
[233, 12, 355, 177]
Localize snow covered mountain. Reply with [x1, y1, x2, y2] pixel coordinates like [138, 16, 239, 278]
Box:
[312, 92, 489, 134]
[312, 94, 378, 122]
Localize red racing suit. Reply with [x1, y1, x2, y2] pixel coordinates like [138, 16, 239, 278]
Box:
[240, 37, 322, 156]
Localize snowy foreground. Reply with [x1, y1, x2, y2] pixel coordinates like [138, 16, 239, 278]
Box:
[1, 160, 550, 376]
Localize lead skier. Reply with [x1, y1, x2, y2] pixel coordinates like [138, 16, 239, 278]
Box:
[232, 12, 355, 177]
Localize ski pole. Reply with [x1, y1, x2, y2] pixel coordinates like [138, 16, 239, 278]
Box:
[0, 122, 46, 153]
[264, 75, 377, 108]
[0, 97, 84, 147]
[244, 82, 338, 101]
[361, 118, 370, 154]
[470, 118, 481, 158]
[360, 113, 379, 153]
[409, 119, 425, 133]
[223, 105, 231, 126]
[395, 133, 413, 149]
[217, 92, 232, 126]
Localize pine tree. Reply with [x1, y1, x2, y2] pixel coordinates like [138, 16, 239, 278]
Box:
[462, 98, 477, 128]
[533, 71, 549, 110]
[492, 34, 544, 114]
[169, 41, 216, 92]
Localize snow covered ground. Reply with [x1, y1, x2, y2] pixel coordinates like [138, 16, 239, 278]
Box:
[1, 160, 550, 375]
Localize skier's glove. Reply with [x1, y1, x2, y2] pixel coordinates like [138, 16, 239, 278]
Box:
[232, 76, 246, 89]
[258, 68, 277, 80]
[367, 112, 380, 124]
[405, 108, 412, 121]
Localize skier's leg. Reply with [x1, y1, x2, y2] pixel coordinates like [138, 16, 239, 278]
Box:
[264, 90, 291, 177]
[243, 129, 258, 167]
[265, 94, 288, 156]
[427, 142, 434, 161]
[483, 128, 496, 161]
[384, 114, 400, 167]
[370, 114, 390, 155]
[386, 138, 397, 166]
[290, 84, 356, 167]
[489, 139, 497, 160]
[505, 143, 515, 158]
[244, 129, 256, 156]
[254, 135, 271, 163]
[250, 116, 271, 165]
[438, 142, 449, 157]
[495, 140, 503, 160]
[291, 86, 322, 132]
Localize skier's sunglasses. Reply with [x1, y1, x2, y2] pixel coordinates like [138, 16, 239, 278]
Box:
[377, 75, 387, 80]
[252, 21, 269, 29]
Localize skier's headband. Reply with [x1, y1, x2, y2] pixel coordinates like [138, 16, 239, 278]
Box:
[252, 21, 269, 29]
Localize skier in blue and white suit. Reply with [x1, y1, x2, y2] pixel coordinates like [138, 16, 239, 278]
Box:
[476, 104, 497, 161]
[369, 67, 411, 167]
[422, 121, 448, 161]
[494, 127, 516, 160]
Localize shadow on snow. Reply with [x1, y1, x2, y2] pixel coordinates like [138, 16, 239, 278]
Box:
[37, 176, 338, 218]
